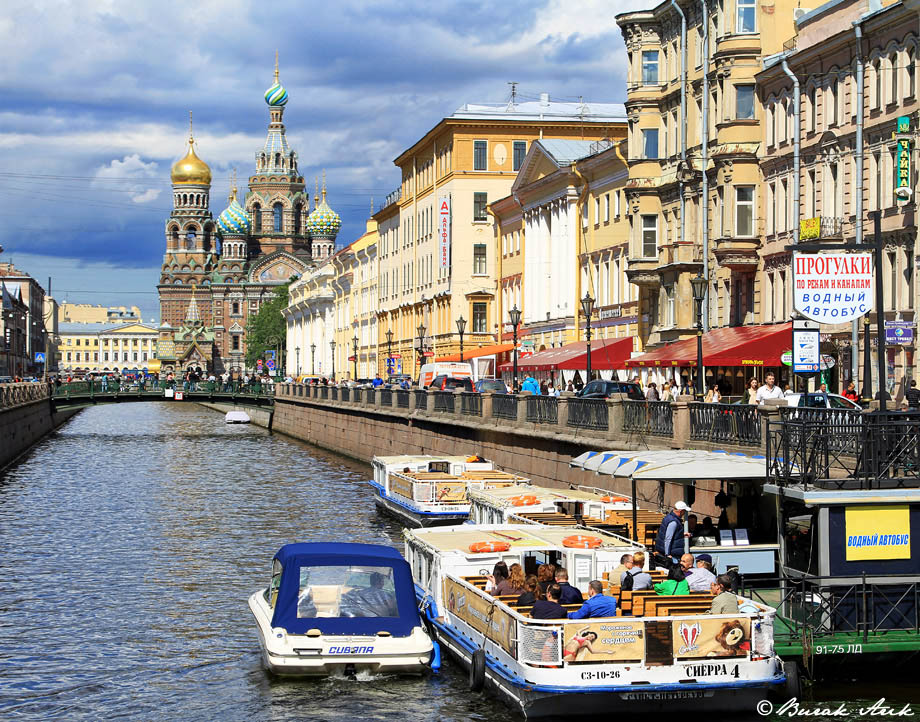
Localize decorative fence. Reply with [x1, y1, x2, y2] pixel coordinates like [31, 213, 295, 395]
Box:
[459, 392, 482, 417]
[623, 400, 674, 437]
[567, 398, 608, 431]
[526, 396, 558, 425]
[689, 403, 761, 445]
[492, 394, 518, 421]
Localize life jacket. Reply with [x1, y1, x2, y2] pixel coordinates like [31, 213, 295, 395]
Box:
[655, 510, 686, 558]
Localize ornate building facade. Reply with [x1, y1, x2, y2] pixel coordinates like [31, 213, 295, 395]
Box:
[157, 60, 340, 375]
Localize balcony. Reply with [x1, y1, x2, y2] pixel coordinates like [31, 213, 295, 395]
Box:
[799, 216, 843, 241]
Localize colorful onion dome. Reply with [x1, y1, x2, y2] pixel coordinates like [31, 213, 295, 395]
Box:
[306, 199, 341, 239]
[217, 195, 250, 236]
[264, 52, 288, 106]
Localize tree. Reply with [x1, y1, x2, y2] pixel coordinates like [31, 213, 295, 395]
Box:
[245, 282, 290, 370]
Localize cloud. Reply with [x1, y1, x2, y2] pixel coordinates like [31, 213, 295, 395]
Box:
[93, 154, 161, 204]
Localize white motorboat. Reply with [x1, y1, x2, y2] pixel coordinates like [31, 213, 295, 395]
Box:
[225, 410, 251, 424]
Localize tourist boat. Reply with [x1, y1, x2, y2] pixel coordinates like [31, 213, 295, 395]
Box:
[249, 542, 438, 677]
[406, 524, 785, 717]
[468, 483, 635, 528]
[225, 410, 251, 424]
[369, 455, 530, 528]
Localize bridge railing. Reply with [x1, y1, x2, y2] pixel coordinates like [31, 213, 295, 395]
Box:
[1, 382, 50, 409]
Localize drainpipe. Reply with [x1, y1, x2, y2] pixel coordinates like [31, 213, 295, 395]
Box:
[572, 162, 592, 339]
[701, 0, 710, 330]
[852, 20, 866, 387]
[781, 59, 801, 247]
[671, 0, 688, 256]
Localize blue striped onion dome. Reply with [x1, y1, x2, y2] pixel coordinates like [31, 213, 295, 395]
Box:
[306, 200, 341, 239]
[264, 82, 288, 106]
[217, 197, 251, 236]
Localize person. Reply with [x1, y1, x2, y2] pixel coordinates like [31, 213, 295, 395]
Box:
[740, 378, 759, 405]
[546, 381, 560, 397]
[906, 380, 920, 410]
[536, 563, 556, 594]
[620, 550, 652, 591]
[646, 382, 659, 401]
[704, 385, 721, 403]
[554, 568, 584, 605]
[819, 382, 828, 393]
[100, 373, 109, 392]
[517, 575, 542, 606]
[563, 629, 599, 662]
[494, 563, 526, 596]
[340, 571, 397, 617]
[655, 500, 691, 563]
[697, 516, 716, 538]
[611, 553, 632, 581]
[567, 580, 617, 619]
[687, 514, 698, 536]
[875, 388, 892, 402]
[531, 583, 567, 619]
[709, 574, 740, 614]
[654, 574, 690, 596]
[756, 372, 784, 404]
[680, 377, 692, 396]
[486, 561, 510, 594]
[843, 381, 859, 402]
[522, 375, 540, 395]
[566, 380, 575, 392]
[372, 374, 384, 388]
[687, 553, 717, 592]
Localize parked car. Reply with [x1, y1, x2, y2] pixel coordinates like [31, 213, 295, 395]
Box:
[429, 375, 474, 392]
[784, 392, 862, 410]
[418, 362, 471, 389]
[475, 378, 508, 394]
[0, 376, 13, 384]
[575, 380, 644, 401]
[387, 374, 411, 387]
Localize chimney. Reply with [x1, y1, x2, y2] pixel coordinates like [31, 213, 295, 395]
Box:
[540, 92, 550, 107]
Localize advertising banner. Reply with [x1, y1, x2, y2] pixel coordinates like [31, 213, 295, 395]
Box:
[896, 116, 912, 199]
[444, 578, 516, 655]
[562, 620, 645, 663]
[793, 253, 873, 323]
[438, 195, 451, 270]
[389, 473, 415, 500]
[885, 321, 914, 346]
[845, 505, 911, 561]
[792, 328, 821, 373]
[672, 617, 751, 659]
[434, 480, 467, 504]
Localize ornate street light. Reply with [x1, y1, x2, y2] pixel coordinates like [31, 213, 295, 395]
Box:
[385, 328, 394, 376]
[508, 305, 521, 392]
[417, 323, 426, 368]
[295, 346, 300, 377]
[581, 292, 595, 383]
[310, 343, 316, 375]
[456, 315, 467, 363]
[352, 334, 359, 381]
[690, 272, 708, 400]
[330, 340, 336, 381]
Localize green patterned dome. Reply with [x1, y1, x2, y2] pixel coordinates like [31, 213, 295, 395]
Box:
[306, 197, 341, 240]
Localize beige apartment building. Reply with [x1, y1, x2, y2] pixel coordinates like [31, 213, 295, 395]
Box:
[58, 303, 142, 325]
[58, 322, 158, 374]
[373, 98, 626, 377]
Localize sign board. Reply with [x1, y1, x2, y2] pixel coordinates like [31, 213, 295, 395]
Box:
[390, 353, 402, 359]
[265, 350, 276, 360]
[792, 328, 821, 373]
[562, 620, 645, 662]
[845, 505, 911, 561]
[438, 195, 451, 269]
[174, 391, 184, 401]
[266, 359, 275, 370]
[793, 253, 873, 323]
[885, 321, 914, 345]
[672, 617, 751, 659]
[443, 578, 515, 656]
[256, 359, 263, 368]
[34, 352, 45, 363]
[781, 350, 792, 366]
[896, 116, 912, 199]
[800, 217, 821, 241]
[423, 351, 434, 357]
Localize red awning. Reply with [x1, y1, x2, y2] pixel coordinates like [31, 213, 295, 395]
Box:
[624, 323, 792, 368]
[436, 343, 514, 363]
[498, 337, 633, 372]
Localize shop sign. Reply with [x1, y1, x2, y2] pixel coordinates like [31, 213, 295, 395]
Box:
[781, 350, 792, 366]
[884, 321, 914, 345]
[895, 116, 912, 200]
[792, 328, 821, 373]
[562, 620, 644, 663]
[438, 195, 451, 269]
[598, 307, 623, 320]
[671, 618, 751, 659]
[793, 253, 873, 323]
[800, 217, 821, 241]
[845, 505, 911, 561]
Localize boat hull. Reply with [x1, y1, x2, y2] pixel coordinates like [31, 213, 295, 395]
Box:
[371, 485, 468, 528]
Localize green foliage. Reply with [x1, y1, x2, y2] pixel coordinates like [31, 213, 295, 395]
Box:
[245, 283, 289, 368]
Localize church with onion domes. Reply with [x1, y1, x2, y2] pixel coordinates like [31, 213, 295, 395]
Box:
[156, 56, 341, 376]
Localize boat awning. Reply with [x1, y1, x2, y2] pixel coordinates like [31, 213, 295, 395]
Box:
[498, 337, 633, 372]
[570, 449, 768, 481]
[624, 323, 791, 368]
[436, 343, 513, 363]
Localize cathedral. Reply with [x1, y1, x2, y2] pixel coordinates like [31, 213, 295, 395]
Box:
[156, 58, 341, 375]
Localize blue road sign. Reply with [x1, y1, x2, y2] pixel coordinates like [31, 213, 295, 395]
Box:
[34, 352, 45, 363]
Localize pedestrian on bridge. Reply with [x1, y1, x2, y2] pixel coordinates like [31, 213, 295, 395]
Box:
[101, 374, 109, 392]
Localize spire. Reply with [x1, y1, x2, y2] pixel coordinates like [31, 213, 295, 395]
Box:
[314, 177, 320, 208]
[185, 285, 201, 324]
[228, 168, 237, 203]
[370, 197, 374, 216]
[274, 50, 279, 84]
[321, 169, 327, 203]
[188, 110, 194, 143]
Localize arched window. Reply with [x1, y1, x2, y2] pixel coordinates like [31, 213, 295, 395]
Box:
[273, 203, 283, 232]
[182, 193, 188, 205]
[890, 51, 899, 104]
[275, 152, 281, 167]
[253, 204, 262, 231]
[260, 153, 266, 169]
[170, 227, 179, 246]
[294, 202, 302, 234]
[232, 302, 240, 315]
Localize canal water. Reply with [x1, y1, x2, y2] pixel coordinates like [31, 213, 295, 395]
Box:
[0, 404, 914, 720]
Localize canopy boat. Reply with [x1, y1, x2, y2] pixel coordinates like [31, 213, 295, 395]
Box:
[406, 525, 785, 718]
[370, 455, 529, 527]
[249, 542, 437, 677]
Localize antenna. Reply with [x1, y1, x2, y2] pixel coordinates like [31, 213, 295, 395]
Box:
[507, 81, 519, 110]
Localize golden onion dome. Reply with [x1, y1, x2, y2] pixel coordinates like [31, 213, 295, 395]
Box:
[171, 139, 212, 185]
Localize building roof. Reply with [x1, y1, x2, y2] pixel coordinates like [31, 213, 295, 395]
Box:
[452, 99, 626, 122]
[58, 321, 159, 334]
[535, 138, 601, 166]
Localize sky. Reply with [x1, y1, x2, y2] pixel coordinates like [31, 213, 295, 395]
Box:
[0, 0, 641, 322]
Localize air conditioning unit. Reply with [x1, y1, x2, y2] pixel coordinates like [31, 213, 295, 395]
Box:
[794, 7, 811, 21]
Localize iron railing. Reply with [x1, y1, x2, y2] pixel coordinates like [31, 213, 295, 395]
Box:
[567, 398, 608, 431]
[526, 396, 558, 424]
[331, 387, 339, 402]
[396, 390, 410, 409]
[459, 392, 482, 416]
[492, 394, 518, 420]
[413, 389, 428, 410]
[1, 382, 49, 408]
[689, 403, 761, 445]
[623, 400, 674, 437]
[433, 391, 455, 413]
[380, 388, 392, 406]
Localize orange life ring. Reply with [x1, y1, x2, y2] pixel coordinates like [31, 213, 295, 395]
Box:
[562, 534, 603, 549]
[469, 540, 511, 553]
[509, 494, 539, 507]
[600, 495, 629, 504]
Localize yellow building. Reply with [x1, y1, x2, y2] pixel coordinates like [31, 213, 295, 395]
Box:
[58, 322, 159, 374]
[374, 97, 626, 377]
[58, 303, 142, 325]
[58, 323, 103, 373]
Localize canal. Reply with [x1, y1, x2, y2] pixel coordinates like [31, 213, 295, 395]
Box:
[0, 403, 914, 720]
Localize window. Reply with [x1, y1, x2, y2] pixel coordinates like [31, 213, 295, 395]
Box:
[735, 186, 754, 237]
[874, 58, 882, 109]
[641, 215, 658, 257]
[66, 352, 71, 362]
[232, 335, 240, 351]
[614, 191, 621, 217]
[594, 197, 600, 224]
[473, 192, 488, 221]
[103, 352, 109, 362]
[642, 128, 659, 159]
[874, 151, 882, 210]
[642, 50, 659, 84]
[890, 52, 898, 104]
[473, 244, 487, 275]
[604, 194, 611, 223]
[828, 79, 838, 126]
[736, 84, 754, 119]
[253, 204, 261, 231]
[736, 0, 755, 33]
[231, 302, 240, 315]
[909, 47, 917, 98]
[473, 140, 487, 171]
[294, 565, 398, 619]
[472, 302, 487, 333]
[808, 86, 816, 131]
[294, 202, 302, 234]
[513, 141, 526, 171]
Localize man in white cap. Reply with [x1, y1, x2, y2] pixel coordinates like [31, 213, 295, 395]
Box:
[655, 500, 691, 564]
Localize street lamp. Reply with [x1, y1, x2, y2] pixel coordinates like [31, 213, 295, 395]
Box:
[456, 316, 467, 363]
[385, 328, 394, 377]
[352, 334, 359, 381]
[581, 293, 595, 383]
[690, 272, 708, 400]
[330, 340, 336, 380]
[509, 305, 521, 392]
[295, 346, 300, 377]
[310, 343, 316, 375]
[417, 323, 426, 368]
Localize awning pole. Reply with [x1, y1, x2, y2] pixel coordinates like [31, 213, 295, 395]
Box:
[631, 476, 638, 547]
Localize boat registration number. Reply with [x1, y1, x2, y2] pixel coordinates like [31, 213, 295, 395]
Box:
[620, 690, 715, 701]
[813, 644, 862, 655]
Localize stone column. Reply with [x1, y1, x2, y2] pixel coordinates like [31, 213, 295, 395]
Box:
[607, 394, 627, 436]
[481, 391, 494, 419]
[759, 399, 787, 454]
[672, 400, 690, 447]
[557, 391, 574, 429]
[516, 392, 530, 426]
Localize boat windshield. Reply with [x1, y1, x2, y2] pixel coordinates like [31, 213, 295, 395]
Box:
[297, 565, 399, 618]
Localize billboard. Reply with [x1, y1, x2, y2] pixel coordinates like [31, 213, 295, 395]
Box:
[562, 620, 644, 662]
[438, 195, 451, 269]
[845, 505, 911, 561]
[443, 578, 516, 655]
[672, 617, 751, 659]
[792, 328, 821, 373]
[793, 253, 873, 323]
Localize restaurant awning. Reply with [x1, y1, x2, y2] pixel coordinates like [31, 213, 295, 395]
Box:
[498, 337, 633, 372]
[436, 343, 513, 363]
[571, 449, 768, 481]
[624, 323, 791, 368]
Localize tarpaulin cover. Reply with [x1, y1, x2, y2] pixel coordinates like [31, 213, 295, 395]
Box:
[571, 449, 768, 481]
[498, 337, 633, 372]
[270, 542, 421, 636]
[624, 323, 791, 368]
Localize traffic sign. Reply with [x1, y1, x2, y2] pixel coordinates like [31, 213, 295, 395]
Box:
[34, 352, 45, 363]
[257, 359, 263, 368]
[266, 359, 275, 370]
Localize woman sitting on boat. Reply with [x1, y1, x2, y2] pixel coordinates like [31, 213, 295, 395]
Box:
[536, 563, 556, 594]
[493, 563, 526, 596]
[516, 574, 542, 606]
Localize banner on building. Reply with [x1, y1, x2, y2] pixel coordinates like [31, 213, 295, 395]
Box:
[885, 320, 914, 345]
[896, 116, 912, 200]
[845, 505, 911, 561]
[438, 195, 451, 270]
[793, 253, 873, 323]
[672, 617, 751, 659]
[562, 620, 644, 663]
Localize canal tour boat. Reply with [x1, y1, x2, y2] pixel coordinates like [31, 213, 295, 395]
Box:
[249, 542, 438, 677]
[405, 525, 785, 717]
[468, 484, 635, 529]
[370, 455, 530, 527]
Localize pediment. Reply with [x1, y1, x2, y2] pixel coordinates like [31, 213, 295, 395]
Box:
[247, 250, 308, 284]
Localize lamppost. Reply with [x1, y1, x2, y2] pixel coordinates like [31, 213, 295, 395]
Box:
[352, 334, 359, 381]
[581, 293, 595, 383]
[456, 315, 467, 363]
[417, 323, 426, 369]
[509, 305, 521, 392]
[330, 340, 336, 381]
[295, 346, 300, 377]
[385, 328, 394, 376]
[690, 272, 708, 400]
[310, 343, 316, 375]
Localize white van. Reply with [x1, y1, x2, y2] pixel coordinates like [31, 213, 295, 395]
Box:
[418, 362, 472, 389]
